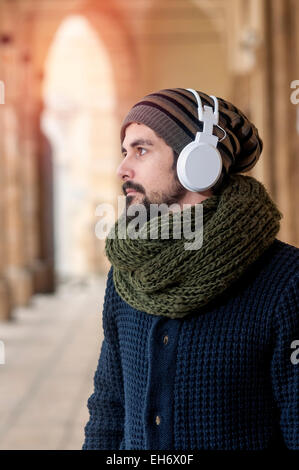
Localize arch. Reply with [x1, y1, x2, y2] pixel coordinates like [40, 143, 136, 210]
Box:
[27, 1, 138, 278]
[32, 0, 137, 113]
[42, 14, 120, 277]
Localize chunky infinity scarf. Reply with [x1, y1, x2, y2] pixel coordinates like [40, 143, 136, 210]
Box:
[105, 174, 282, 318]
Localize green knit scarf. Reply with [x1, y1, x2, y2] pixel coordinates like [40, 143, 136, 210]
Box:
[105, 174, 282, 318]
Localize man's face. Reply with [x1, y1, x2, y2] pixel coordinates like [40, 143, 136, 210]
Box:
[117, 122, 187, 219]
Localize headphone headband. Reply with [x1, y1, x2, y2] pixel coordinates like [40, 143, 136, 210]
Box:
[187, 88, 226, 142]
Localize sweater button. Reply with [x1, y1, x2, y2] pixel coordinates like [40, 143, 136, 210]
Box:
[155, 415, 161, 425]
[163, 335, 168, 345]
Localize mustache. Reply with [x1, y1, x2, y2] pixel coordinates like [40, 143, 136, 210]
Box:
[123, 182, 145, 195]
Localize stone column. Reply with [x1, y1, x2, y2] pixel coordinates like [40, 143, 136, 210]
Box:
[17, 7, 54, 293]
[227, 0, 299, 246]
[35, 109, 56, 293]
[0, 2, 33, 309]
[227, 0, 273, 190]
[0, 38, 12, 320]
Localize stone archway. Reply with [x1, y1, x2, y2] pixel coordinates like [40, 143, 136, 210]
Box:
[30, 1, 137, 279]
[41, 14, 119, 278]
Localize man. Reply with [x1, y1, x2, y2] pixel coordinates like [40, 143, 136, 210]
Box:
[82, 88, 299, 450]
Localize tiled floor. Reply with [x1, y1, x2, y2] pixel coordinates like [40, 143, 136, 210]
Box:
[0, 276, 106, 450]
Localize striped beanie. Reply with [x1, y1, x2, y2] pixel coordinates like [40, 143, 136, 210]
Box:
[120, 88, 263, 176]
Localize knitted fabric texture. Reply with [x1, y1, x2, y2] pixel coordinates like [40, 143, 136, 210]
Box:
[82, 239, 299, 450]
[120, 87, 263, 176]
[105, 173, 282, 318]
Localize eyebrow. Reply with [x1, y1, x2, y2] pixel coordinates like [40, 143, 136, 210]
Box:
[121, 139, 154, 154]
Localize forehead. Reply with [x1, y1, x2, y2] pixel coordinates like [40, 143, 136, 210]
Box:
[123, 122, 159, 143]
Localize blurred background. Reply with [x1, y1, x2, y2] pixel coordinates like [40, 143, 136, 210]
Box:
[0, 0, 298, 450]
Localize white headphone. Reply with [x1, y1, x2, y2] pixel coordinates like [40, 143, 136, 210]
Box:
[176, 88, 226, 192]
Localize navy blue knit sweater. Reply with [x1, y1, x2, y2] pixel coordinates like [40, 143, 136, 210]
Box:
[82, 239, 299, 450]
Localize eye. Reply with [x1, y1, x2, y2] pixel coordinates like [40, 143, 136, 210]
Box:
[136, 147, 147, 157]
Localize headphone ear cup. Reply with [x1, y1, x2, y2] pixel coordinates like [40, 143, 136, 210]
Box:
[177, 142, 223, 192]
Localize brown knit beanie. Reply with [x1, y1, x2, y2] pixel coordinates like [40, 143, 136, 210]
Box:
[120, 88, 263, 177]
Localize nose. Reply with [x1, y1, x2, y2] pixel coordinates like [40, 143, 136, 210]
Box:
[116, 156, 135, 181]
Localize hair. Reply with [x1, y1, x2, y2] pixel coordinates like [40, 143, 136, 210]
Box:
[171, 150, 229, 196]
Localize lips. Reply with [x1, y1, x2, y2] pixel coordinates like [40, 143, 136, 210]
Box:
[126, 189, 137, 195]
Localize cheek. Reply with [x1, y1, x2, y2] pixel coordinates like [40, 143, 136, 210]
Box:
[151, 162, 170, 183]
[141, 152, 173, 189]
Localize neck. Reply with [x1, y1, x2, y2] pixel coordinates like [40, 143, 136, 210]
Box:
[173, 189, 213, 211]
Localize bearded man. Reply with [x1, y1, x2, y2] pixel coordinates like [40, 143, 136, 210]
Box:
[82, 88, 299, 451]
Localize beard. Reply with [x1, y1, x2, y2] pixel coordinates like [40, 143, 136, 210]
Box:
[124, 173, 188, 227]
